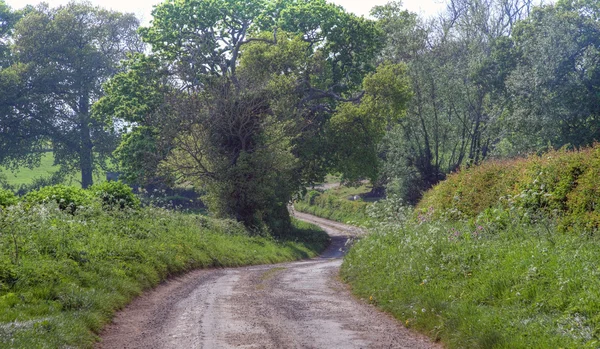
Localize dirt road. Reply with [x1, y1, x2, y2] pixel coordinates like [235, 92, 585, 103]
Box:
[97, 212, 440, 349]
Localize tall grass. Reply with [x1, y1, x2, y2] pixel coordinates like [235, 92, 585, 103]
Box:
[342, 198, 600, 348]
[0, 203, 327, 348]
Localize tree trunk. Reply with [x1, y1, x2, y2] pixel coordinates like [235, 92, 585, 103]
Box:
[79, 94, 94, 188]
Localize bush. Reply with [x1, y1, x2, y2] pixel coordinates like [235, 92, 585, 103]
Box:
[89, 181, 140, 209]
[0, 189, 17, 207]
[23, 185, 92, 212]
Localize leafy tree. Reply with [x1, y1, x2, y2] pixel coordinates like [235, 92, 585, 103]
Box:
[329, 63, 412, 184]
[503, 0, 600, 153]
[0, 0, 20, 67]
[96, 0, 383, 233]
[0, 2, 143, 188]
[374, 0, 533, 203]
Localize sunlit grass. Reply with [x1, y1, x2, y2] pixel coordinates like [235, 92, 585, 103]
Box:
[0, 152, 106, 188]
[0, 204, 327, 348]
[343, 216, 600, 348]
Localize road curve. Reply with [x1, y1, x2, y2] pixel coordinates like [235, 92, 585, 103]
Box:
[97, 212, 441, 349]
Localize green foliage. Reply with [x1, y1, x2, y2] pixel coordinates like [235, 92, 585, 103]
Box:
[23, 185, 92, 212]
[329, 63, 411, 183]
[96, 0, 383, 233]
[504, 1, 600, 152]
[2, 2, 142, 188]
[342, 202, 600, 348]
[417, 146, 600, 233]
[0, 203, 327, 348]
[0, 188, 16, 207]
[89, 181, 140, 210]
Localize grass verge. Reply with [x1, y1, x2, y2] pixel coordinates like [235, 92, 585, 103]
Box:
[0, 204, 328, 348]
[342, 200, 600, 348]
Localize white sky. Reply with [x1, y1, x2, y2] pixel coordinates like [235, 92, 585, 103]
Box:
[5, 0, 447, 25]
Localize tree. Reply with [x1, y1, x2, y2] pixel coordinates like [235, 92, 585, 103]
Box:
[329, 63, 412, 184]
[0, 2, 143, 188]
[503, 0, 600, 153]
[373, 0, 534, 203]
[96, 0, 383, 233]
[0, 0, 20, 67]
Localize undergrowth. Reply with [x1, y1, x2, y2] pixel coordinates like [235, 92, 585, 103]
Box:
[0, 202, 327, 348]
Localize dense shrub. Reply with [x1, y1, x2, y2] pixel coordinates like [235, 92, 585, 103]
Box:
[89, 181, 140, 209]
[0, 188, 17, 207]
[23, 185, 92, 212]
[417, 146, 600, 232]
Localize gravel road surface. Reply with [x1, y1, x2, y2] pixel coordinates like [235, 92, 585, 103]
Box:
[97, 212, 441, 349]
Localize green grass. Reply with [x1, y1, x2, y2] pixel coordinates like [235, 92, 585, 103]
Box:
[342, 212, 600, 348]
[295, 180, 375, 225]
[295, 190, 371, 225]
[0, 203, 328, 348]
[1, 152, 106, 188]
[325, 182, 373, 200]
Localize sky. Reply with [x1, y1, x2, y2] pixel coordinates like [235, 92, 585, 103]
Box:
[5, 0, 447, 25]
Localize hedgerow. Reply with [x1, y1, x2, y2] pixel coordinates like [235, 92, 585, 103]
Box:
[294, 190, 370, 224]
[417, 146, 600, 233]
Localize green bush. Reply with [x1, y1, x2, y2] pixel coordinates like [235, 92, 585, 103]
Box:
[23, 185, 92, 212]
[89, 181, 140, 209]
[0, 188, 17, 207]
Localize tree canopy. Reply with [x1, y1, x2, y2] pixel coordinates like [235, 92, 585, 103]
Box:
[95, 0, 393, 232]
[3, 0, 600, 225]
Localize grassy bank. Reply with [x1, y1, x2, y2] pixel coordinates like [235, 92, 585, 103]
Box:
[418, 146, 600, 233]
[340, 146, 600, 348]
[294, 185, 373, 225]
[0, 204, 327, 348]
[342, 213, 600, 348]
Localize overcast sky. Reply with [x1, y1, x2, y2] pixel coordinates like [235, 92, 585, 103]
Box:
[5, 0, 447, 24]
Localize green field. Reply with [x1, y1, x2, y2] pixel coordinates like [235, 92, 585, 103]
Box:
[0, 152, 106, 188]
